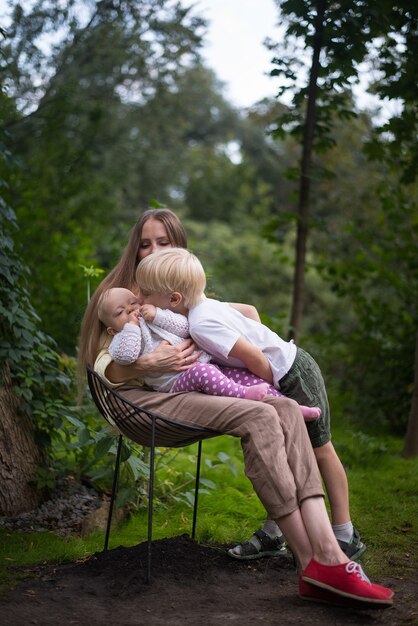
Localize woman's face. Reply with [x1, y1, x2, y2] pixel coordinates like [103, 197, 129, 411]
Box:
[137, 218, 173, 260]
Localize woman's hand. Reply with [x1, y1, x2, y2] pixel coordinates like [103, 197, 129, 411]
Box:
[229, 303, 261, 323]
[104, 339, 202, 384]
[134, 339, 201, 375]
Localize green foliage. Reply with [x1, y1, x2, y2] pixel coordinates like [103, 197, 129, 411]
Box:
[186, 219, 293, 325]
[80, 264, 105, 304]
[271, 0, 416, 156]
[185, 148, 274, 224]
[156, 450, 237, 510]
[0, 125, 75, 454]
[334, 432, 389, 469]
[51, 394, 140, 499]
[33, 467, 57, 490]
[269, 1, 363, 152]
[318, 185, 418, 433]
[362, 2, 418, 184]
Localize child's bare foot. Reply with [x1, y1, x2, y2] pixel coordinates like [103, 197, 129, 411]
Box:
[243, 382, 270, 401]
[300, 406, 321, 421]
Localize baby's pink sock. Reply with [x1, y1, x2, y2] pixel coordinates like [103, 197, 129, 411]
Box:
[300, 405, 321, 421]
[243, 382, 270, 401]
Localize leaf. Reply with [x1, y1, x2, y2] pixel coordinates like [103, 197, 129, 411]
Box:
[64, 414, 86, 429]
[199, 478, 216, 490]
[77, 427, 92, 446]
[126, 455, 149, 480]
[93, 435, 115, 459]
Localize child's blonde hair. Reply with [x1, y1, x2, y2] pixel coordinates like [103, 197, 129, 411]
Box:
[136, 248, 206, 309]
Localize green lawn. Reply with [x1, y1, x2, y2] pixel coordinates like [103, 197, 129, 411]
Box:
[1, 423, 417, 590]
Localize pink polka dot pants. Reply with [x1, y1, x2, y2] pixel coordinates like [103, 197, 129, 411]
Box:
[171, 363, 282, 399]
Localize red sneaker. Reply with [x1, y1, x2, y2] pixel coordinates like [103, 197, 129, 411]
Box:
[299, 577, 392, 610]
[302, 560, 394, 607]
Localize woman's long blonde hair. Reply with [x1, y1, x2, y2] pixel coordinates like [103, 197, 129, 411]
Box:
[77, 208, 187, 387]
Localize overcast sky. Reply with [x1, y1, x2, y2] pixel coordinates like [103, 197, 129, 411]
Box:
[188, 0, 283, 107]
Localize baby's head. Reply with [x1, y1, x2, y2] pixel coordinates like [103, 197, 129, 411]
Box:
[136, 248, 206, 310]
[98, 287, 138, 335]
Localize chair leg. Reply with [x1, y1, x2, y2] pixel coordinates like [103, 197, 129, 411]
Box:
[146, 417, 156, 584]
[104, 433, 123, 551]
[192, 440, 203, 540]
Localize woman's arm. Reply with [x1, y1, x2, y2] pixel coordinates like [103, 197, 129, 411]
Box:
[229, 303, 261, 323]
[105, 338, 201, 383]
[229, 337, 273, 384]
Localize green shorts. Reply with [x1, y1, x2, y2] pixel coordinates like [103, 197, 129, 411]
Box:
[279, 347, 330, 448]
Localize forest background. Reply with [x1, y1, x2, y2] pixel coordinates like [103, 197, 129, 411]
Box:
[0, 0, 417, 579]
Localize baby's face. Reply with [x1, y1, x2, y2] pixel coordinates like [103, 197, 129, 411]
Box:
[103, 288, 139, 333]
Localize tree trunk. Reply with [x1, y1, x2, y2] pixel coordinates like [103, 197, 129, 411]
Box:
[0, 364, 44, 515]
[288, 0, 327, 342]
[402, 330, 418, 457]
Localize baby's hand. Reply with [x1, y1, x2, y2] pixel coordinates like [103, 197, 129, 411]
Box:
[139, 304, 156, 322]
[128, 309, 140, 325]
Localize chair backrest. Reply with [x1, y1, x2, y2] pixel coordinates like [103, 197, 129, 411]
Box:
[86, 367, 220, 448]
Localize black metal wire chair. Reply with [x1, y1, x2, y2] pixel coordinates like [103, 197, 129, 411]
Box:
[86, 366, 221, 583]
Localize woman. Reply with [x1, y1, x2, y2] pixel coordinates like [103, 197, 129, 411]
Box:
[78, 209, 393, 608]
[79, 209, 359, 557]
[78, 209, 260, 387]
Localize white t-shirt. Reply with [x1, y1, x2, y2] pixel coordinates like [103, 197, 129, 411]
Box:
[188, 297, 297, 388]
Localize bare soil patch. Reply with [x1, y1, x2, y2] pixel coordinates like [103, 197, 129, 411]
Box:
[1, 535, 417, 625]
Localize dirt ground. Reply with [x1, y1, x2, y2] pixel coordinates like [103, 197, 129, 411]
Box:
[1, 535, 417, 626]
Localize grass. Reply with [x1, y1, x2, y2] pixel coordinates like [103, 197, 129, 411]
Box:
[1, 422, 417, 591]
